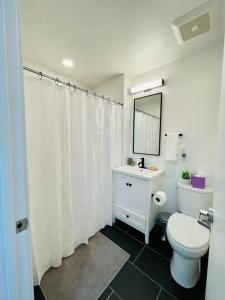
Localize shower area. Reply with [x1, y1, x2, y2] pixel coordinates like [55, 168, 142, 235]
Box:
[23, 67, 125, 294]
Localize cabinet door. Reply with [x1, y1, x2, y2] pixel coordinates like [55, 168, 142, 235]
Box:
[113, 173, 130, 208]
[130, 178, 148, 216]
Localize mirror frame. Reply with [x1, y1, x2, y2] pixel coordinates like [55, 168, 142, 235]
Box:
[133, 92, 162, 156]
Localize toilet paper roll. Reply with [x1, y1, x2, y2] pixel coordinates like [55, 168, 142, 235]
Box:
[153, 191, 167, 207]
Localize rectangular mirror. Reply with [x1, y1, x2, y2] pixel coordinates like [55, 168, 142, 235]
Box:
[133, 92, 162, 156]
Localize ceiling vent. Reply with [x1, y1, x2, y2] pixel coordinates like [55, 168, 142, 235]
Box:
[172, 1, 216, 45]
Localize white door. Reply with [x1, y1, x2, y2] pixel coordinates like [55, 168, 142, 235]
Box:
[130, 178, 148, 216]
[0, 0, 33, 299]
[205, 37, 225, 299]
[113, 173, 130, 208]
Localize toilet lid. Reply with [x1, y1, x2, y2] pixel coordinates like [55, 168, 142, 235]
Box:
[167, 213, 210, 250]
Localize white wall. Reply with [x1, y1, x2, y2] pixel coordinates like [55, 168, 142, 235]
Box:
[93, 74, 125, 103]
[126, 44, 223, 212]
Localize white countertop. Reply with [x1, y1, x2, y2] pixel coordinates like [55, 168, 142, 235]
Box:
[112, 165, 164, 181]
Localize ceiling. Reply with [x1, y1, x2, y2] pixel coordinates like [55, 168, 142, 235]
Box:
[21, 0, 225, 88]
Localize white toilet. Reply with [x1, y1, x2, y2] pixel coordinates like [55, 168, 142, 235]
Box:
[167, 182, 213, 288]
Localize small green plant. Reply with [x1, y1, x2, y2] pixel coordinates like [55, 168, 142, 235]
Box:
[181, 170, 190, 180]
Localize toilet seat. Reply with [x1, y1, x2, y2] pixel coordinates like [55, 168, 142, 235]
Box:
[167, 213, 210, 258]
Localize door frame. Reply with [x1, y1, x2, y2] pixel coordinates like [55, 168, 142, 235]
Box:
[0, 0, 33, 299]
[205, 34, 225, 300]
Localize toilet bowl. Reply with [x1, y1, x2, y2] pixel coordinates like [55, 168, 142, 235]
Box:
[167, 212, 210, 288]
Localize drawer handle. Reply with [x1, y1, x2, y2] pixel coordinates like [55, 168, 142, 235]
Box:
[129, 183, 132, 187]
[126, 215, 130, 218]
[126, 183, 129, 186]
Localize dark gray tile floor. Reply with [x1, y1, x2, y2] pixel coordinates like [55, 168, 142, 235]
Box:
[108, 292, 121, 300]
[99, 225, 143, 263]
[111, 261, 160, 300]
[99, 219, 208, 300]
[34, 219, 208, 300]
[34, 286, 45, 300]
[98, 287, 112, 300]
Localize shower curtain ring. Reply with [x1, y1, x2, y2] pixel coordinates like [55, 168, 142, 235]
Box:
[55, 78, 59, 86]
[86, 89, 88, 95]
[38, 72, 43, 80]
[67, 82, 71, 89]
[73, 84, 77, 92]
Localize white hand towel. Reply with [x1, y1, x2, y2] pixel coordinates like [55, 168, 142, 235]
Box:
[165, 133, 179, 161]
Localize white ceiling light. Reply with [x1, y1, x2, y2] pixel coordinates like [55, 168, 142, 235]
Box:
[62, 58, 74, 68]
[131, 79, 164, 94]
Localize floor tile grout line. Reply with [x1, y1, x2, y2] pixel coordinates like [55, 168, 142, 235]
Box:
[129, 261, 178, 300]
[123, 230, 145, 246]
[160, 289, 178, 300]
[104, 225, 206, 300]
[156, 288, 162, 300]
[110, 225, 177, 300]
[132, 245, 145, 265]
[145, 244, 171, 262]
[106, 289, 114, 300]
[113, 224, 129, 234]
[112, 224, 171, 263]
[109, 285, 123, 300]
[112, 225, 145, 245]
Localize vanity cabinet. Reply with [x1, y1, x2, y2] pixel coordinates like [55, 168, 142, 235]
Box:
[112, 166, 164, 244]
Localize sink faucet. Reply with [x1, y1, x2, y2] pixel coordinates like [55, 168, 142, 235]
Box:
[138, 157, 145, 169]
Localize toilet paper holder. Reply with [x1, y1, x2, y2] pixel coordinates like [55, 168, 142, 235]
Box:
[151, 193, 160, 202]
[151, 192, 167, 207]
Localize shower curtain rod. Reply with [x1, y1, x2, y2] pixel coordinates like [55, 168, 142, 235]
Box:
[135, 108, 160, 119]
[23, 66, 123, 106]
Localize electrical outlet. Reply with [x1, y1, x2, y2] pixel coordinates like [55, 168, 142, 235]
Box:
[181, 149, 187, 161]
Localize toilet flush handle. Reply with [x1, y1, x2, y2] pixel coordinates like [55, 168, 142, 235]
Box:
[197, 208, 215, 230]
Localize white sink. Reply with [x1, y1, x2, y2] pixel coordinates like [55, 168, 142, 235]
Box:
[113, 165, 164, 180]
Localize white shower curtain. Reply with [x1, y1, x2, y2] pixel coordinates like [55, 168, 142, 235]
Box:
[24, 74, 123, 284]
[134, 111, 160, 154]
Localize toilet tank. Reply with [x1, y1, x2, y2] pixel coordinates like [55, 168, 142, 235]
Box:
[176, 183, 213, 218]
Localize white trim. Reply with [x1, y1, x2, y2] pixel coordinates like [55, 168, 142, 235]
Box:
[0, 0, 33, 299]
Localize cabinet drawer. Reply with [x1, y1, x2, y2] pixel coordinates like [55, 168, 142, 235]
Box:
[113, 204, 146, 232]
